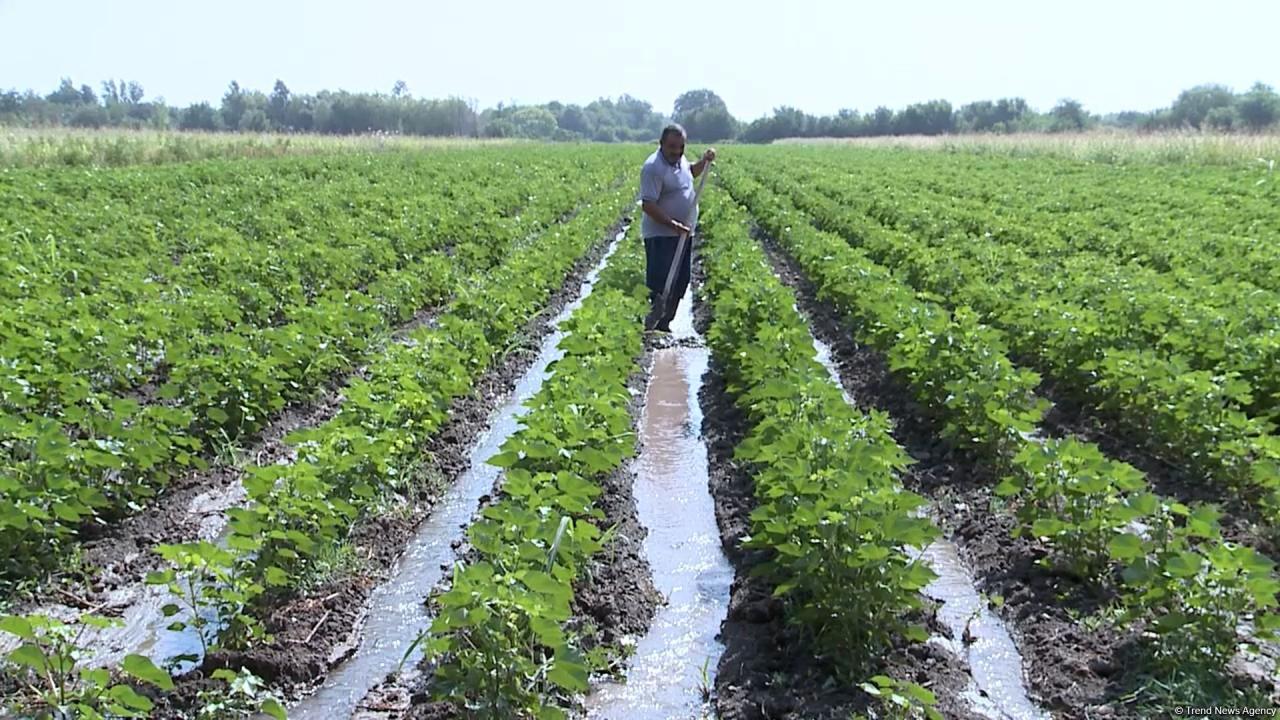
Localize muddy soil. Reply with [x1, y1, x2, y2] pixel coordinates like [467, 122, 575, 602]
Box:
[753, 230, 1139, 719]
[690, 242, 980, 720]
[148, 222, 627, 718]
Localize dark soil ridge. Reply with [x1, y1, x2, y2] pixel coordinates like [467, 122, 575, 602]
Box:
[31, 195, 614, 612]
[806, 185, 1277, 559]
[388, 350, 662, 720]
[146, 218, 630, 718]
[396, 269, 664, 719]
[689, 236, 979, 720]
[1034, 376, 1278, 559]
[750, 228, 1139, 720]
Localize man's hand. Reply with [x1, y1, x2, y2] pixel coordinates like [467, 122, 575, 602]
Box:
[702, 147, 717, 163]
[670, 219, 692, 236]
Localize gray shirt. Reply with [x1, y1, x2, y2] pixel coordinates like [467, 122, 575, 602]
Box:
[640, 149, 698, 239]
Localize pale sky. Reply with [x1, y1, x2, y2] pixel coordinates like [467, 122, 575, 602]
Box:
[1, 0, 1275, 120]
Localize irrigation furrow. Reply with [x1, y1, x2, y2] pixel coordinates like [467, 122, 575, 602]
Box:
[584, 282, 733, 719]
[1, 191, 625, 673]
[802, 294, 1048, 720]
[288, 227, 632, 720]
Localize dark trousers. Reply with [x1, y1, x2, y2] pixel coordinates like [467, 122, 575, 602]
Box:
[644, 235, 691, 323]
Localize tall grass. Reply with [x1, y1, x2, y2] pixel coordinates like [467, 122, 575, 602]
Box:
[775, 130, 1280, 165]
[0, 127, 527, 169]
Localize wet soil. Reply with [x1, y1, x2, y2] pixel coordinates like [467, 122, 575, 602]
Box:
[149, 221, 627, 718]
[752, 230, 1139, 719]
[690, 242, 980, 720]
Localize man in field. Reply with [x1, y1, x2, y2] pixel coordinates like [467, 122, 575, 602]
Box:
[640, 124, 715, 332]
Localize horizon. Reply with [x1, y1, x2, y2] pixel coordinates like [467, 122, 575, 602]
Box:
[1, 0, 1277, 120]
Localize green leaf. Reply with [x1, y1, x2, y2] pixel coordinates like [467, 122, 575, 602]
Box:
[1031, 518, 1065, 538]
[547, 653, 589, 692]
[902, 682, 937, 706]
[489, 451, 521, 468]
[80, 615, 118, 630]
[8, 644, 48, 672]
[529, 615, 565, 647]
[903, 625, 929, 643]
[261, 698, 287, 720]
[0, 615, 34, 640]
[993, 476, 1022, 497]
[1163, 552, 1202, 579]
[522, 570, 567, 597]
[122, 654, 174, 690]
[107, 684, 155, 713]
[535, 706, 568, 720]
[1107, 533, 1144, 562]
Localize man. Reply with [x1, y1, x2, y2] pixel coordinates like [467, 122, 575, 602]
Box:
[640, 124, 716, 332]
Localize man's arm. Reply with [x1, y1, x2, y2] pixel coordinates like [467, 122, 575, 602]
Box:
[642, 200, 691, 235]
[690, 147, 717, 177]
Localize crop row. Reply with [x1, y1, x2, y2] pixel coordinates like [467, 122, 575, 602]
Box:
[1, 185, 636, 720]
[190, 187, 635, 638]
[743, 161, 1280, 530]
[771, 147, 1280, 292]
[1, 151, 629, 583]
[416, 219, 648, 718]
[773, 157, 1280, 425]
[697, 188, 942, 713]
[719, 169, 1278, 710]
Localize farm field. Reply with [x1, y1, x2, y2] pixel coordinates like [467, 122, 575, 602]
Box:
[1, 137, 1277, 719]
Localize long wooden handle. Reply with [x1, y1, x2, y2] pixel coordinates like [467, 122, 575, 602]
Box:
[657, 162, 712, 302]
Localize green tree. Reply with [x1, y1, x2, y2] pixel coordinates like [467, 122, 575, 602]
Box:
[221, 81, 247, 131]
[895, 99, 954, 135]
[1236, 82, 1280, 131]
[180, 102, 220, 131]
[673, 88, 737, 141]
[1049, 98, 1088, 132]
[46, 78, 82, 105]
[268, 80, 291, 128]
[239, 108, 269, 132]
[555, 104, 592, 135]
[510, 107, 557, 138]
[69, 105, 108, 127]
[484, 117, 516, 138]
[100, 80, 120, 105]
[867, 106, 895, 135]
[1170, 84, 1235, 129]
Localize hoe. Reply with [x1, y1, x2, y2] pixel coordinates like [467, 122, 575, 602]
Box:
[644, 160, 712, 331]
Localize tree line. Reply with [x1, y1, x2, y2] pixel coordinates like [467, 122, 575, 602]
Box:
[2, 78, 1277, 143]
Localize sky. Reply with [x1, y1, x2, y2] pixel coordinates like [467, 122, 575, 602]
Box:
[1, 0, 1276, 120]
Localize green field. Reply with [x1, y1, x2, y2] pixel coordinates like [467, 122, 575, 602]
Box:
[1, 135, 1277, 719]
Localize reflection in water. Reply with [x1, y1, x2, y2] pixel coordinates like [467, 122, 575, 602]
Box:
[286, 232, 624, 719]
[809, 330, 1048, 720]
[913, 541, 1051, 720]
[586, 288, 732, 720]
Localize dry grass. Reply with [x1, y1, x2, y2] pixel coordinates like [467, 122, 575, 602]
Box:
[0, 127, 527, 168]
[774, 130, 1280, 164]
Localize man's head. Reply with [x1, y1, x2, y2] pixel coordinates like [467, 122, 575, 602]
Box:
[659, 124, 686, 164]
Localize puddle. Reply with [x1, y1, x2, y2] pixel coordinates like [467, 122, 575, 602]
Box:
[584, 287, 732, 720]
[808, 324, 1048, 720]
[288, 232, 626, 719]
[912, 541, 1051, 720]
[35, 485, 259, 674]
